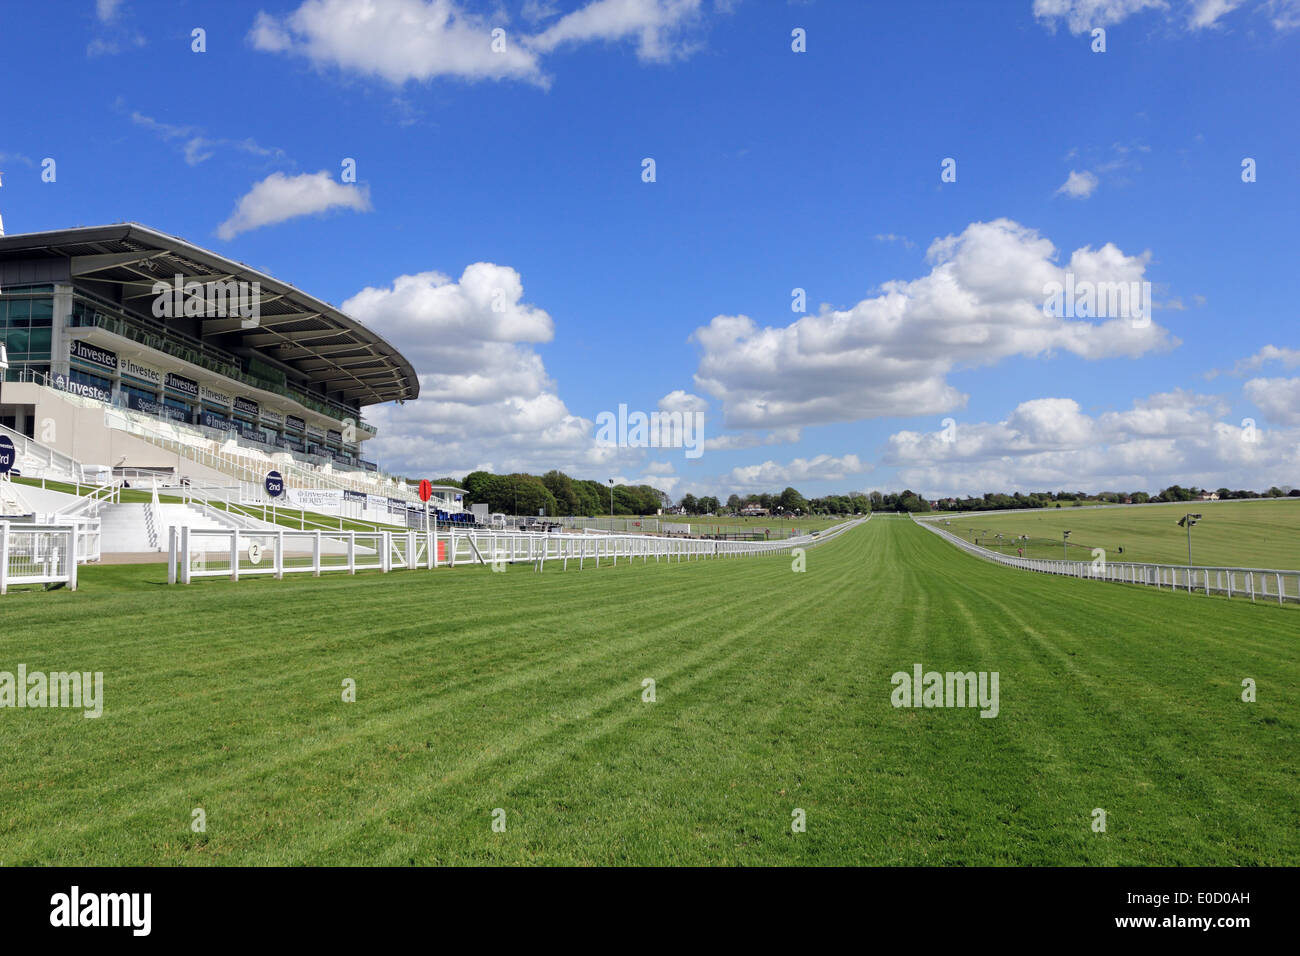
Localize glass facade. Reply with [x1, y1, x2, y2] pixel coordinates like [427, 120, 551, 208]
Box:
[0, 286, 54, 375]
[2, 283, 374, 463]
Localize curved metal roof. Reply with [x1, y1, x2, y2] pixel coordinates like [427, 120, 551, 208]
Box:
[0, 222, 418, 406]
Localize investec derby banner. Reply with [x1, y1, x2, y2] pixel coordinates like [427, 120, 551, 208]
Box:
[70, 339, 117, 371]
[286, 487, 343, 509]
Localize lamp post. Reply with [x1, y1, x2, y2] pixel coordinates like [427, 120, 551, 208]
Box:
[1063, 530, 1072, 558]
[608, 478, 614, 518]
[1178, 513, 1201, 566]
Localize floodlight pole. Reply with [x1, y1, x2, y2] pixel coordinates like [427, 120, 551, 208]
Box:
[608, 478, 614, 517]
[1063, 530, 1071, 558]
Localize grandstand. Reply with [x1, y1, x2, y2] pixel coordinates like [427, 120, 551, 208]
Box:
[0, 222, 466, 556]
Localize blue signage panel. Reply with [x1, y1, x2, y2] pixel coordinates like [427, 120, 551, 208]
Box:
[265, 470, 284, 498]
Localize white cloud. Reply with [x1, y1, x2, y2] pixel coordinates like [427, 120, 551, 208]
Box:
[690, 219, 1177, 431]
[1189, 0, 1248, 28]
[528, 0, 703, 61]
[703, 428, 800, 452]
[1267, 0, 1300, 29]
[248, 0, 712, 87]
[1034, 0, 1294, 34]
[884, 388, 1298, 495]
[727, 454, 871, 488]
[88, 0, 144, 55]
[1231, 344, 1300, 375]
[658, 389, 708, 413]
[1056, 169, 1099, 199]
[1244, 376, 1300, 425]
[345, 264, 635, 478]
[1033, 0, 1168, 34]
[216, 171, 371, 239]
[249, 0, 546, 86]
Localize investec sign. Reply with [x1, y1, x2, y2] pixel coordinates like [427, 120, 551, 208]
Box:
[52, 372, 111, 403]
[69, 339, 117, 371]
[119, 356, 163, 387]
[165, 372, 199, 399]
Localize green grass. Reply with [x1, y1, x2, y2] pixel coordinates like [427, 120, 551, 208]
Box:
[659, 514, 849, 538]
[923, 498, 1300, 569]
[0, 518, 1295, 865]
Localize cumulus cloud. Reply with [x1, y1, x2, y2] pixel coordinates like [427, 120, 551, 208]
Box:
[690, 219, 1177, 431]
[1230, 344, 1300, 375]
[884, 388, 1298, 495]
[1244, 377, 1300, 425]
[1056, 169, 1099, 198]
[216, 171, 371, 239]
[658, 389, 709, 413]
[727, 454, 871, 488]
[345, 264, 632, 477]
[248, 0, 711, 87]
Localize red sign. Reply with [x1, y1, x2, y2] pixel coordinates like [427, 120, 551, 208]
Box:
[418, 479, 432, 502]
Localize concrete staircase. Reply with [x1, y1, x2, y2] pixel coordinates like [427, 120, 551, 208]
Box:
[97, 500, 280, 553]
[0, 479, 33, 517]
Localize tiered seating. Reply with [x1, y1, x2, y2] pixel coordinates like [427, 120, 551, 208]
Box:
[105, 404, 454, 508]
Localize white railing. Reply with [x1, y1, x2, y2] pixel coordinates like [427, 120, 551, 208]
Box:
[0, 422, 87, 484]
[0, 522, 79, 593]
[168, 517, 866, 584]
[105, 404, 428, 506]
[915, 517, 1300, 606]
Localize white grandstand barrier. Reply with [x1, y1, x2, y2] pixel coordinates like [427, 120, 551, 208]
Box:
[914, 516, 1299, 606]
[0, 522, 79, 593]
[0, 422, 88, 484]
[169, 517, 867, 585]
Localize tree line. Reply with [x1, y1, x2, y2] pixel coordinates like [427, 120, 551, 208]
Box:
[439, 470, 669, 517]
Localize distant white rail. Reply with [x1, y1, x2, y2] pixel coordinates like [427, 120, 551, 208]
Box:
[915, 516, 1300, 606]
[167, 518, 866, 584]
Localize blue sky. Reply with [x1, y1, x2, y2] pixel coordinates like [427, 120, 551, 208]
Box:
[2, 0, 1298, 499]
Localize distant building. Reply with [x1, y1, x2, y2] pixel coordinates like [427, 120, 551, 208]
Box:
[740, 504, 769, 516]
[1198, 492, 1220, 501]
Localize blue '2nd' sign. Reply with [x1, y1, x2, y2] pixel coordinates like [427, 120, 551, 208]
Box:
[265, 470, 284, 497]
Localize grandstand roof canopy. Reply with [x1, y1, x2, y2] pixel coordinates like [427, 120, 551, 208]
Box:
[0, 222, 418, 406]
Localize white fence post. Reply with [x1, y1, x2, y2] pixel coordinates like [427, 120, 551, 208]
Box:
[168, 526, 177, 585]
